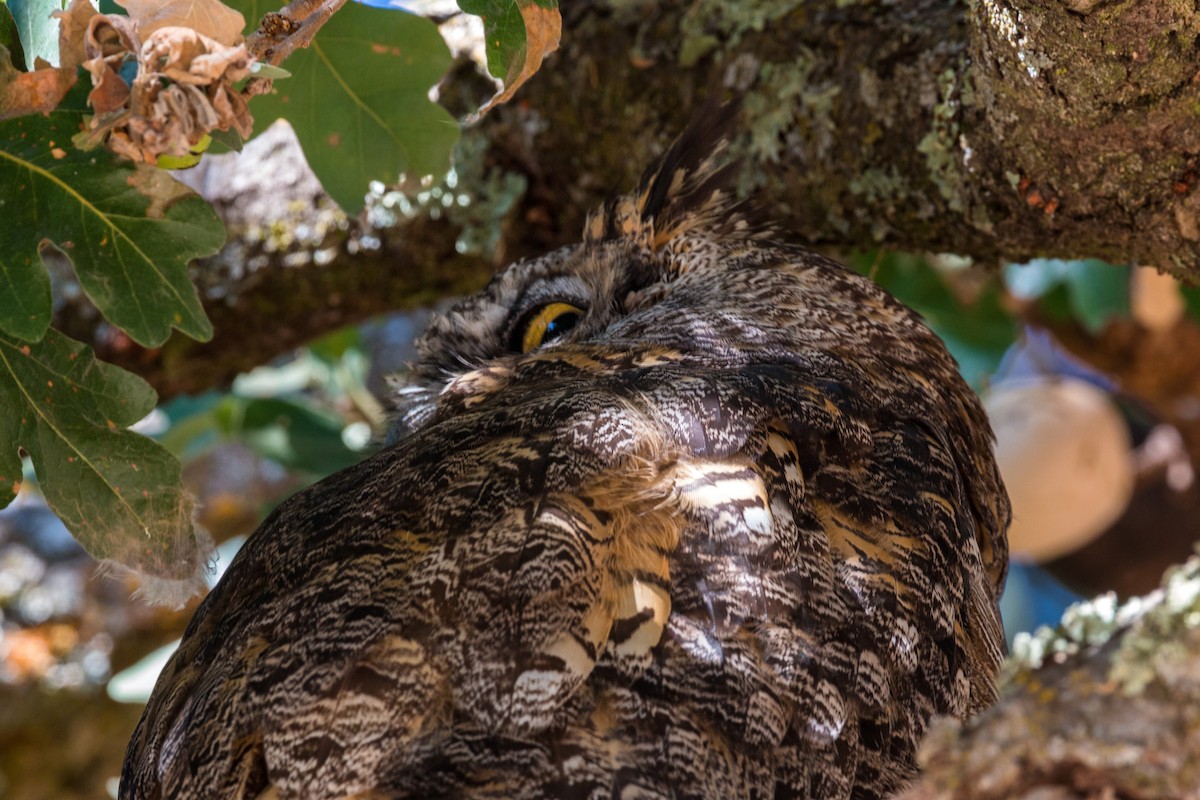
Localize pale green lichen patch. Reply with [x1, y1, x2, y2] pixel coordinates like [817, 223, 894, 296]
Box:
[847, 167, 910, 240]
[1109, 553, 1200, 694]
[744, 56, 840, 166]
[679, 0, 806, 51]
[366, 131, 527, 257]
[917, 67, 968, 214]
[1008, 549, 1200, 695]
[848, 166, 908, 203]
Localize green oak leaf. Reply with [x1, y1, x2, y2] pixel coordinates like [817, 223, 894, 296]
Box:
[230, 1, 458, 212]
[0, 104, 224, 345]
[457, 0, 559, 114]
[458, 0, 525, 80]
[0, 328, 205, 586]
[458, 0, 558, 80]
[0, 240, 52, 342]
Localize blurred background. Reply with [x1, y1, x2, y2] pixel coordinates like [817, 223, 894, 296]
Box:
[6, 245, 1200, 797]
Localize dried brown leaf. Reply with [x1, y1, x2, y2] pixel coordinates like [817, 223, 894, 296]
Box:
[210, 82, 252, 138]
[52, 0, 99, 72]
[116, 0, 246, 47]
[78, 16, 253, 163]
[87, 61, 131, 115]
[142, 26, 251, 86]
[84, 14, 141, 62]
[125, 161, 201, 218]
[476, 1, 561, 117]
[0, 60, 78, 121]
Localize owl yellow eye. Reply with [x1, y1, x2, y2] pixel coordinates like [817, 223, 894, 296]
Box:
[519, 302, 584, 353]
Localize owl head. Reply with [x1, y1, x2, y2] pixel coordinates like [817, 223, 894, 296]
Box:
[389, 105, 995, 527]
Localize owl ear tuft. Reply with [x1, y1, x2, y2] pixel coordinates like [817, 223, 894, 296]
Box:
[584, 97, 769, 250]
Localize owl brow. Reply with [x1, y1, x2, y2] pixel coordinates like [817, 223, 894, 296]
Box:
[506, 275, 589, 326]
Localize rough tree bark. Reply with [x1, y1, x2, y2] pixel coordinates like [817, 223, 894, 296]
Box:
[52, 0, 1200, 398]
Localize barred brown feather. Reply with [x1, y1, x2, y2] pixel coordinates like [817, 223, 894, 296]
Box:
[122, 106, 1009, 800]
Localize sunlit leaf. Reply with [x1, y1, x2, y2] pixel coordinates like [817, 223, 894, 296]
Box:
[55, 0, 97, 73]
[229, 0, 458, 212]
[8, 0, 67, 69]
[116, 0, 246, 46]
[0, 328, 206, 589]
[248, 61, 289, 79]
[0, 104, 224, 344]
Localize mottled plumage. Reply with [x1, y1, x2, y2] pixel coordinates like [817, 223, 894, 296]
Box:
[122, 107, 1009, 800]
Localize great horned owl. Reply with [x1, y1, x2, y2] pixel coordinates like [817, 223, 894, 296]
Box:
[121, 107, 1009, 799]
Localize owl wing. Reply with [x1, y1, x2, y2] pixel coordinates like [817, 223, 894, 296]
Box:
[646, 406, 1006, 798]
[550, 359, 1007, 799]
[121, 358, 711, 800]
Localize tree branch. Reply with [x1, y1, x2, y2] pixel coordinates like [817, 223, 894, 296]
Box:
[52, 0, 1200, 398]
[244, 0, 349, 95]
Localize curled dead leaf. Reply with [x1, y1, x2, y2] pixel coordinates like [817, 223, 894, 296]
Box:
[83, 14, 140, 72]
[142, 26, 252, 86]
[86, 61, 132, 116]
[79, 16, 254, 164]
[53, 0, 99, 72]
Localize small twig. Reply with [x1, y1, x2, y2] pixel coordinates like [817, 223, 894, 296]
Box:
[243, 0, 348, 96]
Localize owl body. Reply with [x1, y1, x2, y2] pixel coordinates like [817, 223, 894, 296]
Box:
[122, 111, 1008, 799]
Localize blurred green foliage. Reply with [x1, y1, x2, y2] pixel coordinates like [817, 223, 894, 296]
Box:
[158, 327, 380, 483]
[1006, 259, 1131, 332]
[851, 252, 1017, 390]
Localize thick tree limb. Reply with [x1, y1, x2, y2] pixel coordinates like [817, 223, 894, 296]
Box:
[52, 0, 1200, 397]
[50, 123, 494, 399]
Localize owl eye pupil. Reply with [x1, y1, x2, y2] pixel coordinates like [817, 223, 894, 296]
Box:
[544, 311, 580, 340]
[519, 302, 585, 353]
